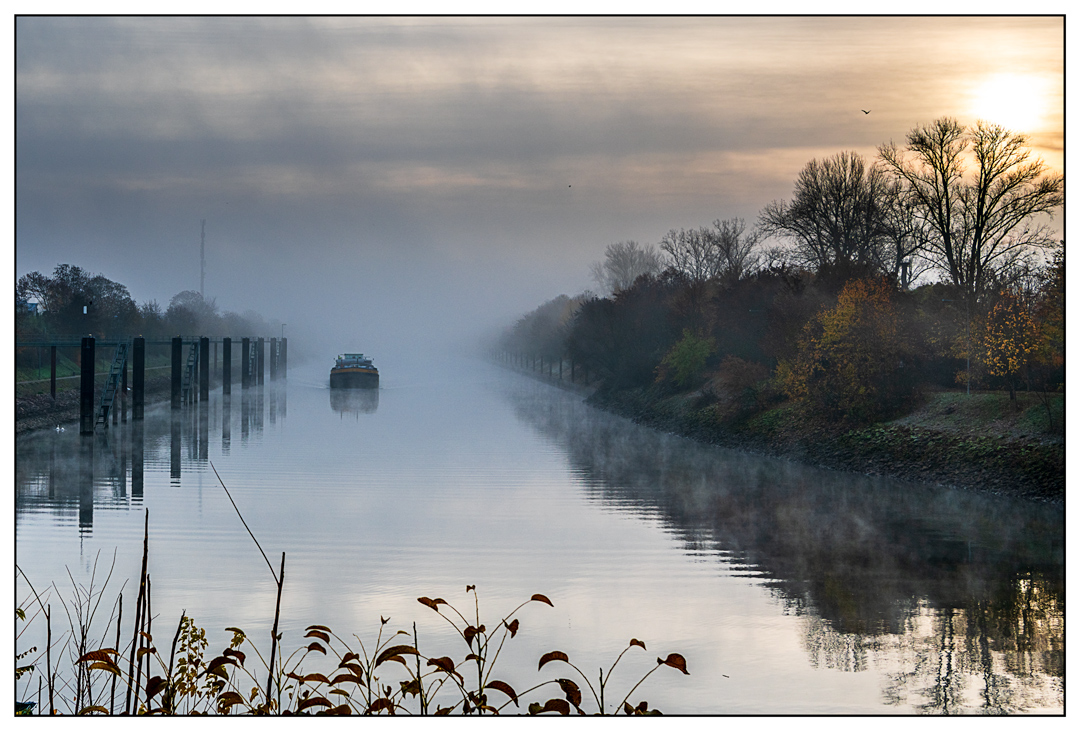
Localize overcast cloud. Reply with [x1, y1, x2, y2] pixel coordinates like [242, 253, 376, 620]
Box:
[14, 16, 1064, 360]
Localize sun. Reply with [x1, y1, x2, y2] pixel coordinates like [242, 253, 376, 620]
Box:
[967, 73, 1050, 135]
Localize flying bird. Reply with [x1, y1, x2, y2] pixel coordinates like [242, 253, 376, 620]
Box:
[861, 109, 871, 114]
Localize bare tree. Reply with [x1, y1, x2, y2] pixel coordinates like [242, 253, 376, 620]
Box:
[879, 118, 1063, 299]
[659, 227, 719, 283]
[758, 151, 893, 273]
[589, 240, 663, 295]
[712, 217, 762, 283]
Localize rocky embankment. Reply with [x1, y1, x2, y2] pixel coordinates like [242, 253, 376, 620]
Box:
[589, 387, 1065, 506]
[16, 374, 173, 434]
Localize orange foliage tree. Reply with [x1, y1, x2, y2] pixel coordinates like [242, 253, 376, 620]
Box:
[978, 291, 1040, 401]
[777, 276, 917, 423]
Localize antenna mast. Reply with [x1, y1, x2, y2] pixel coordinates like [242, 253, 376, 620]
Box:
[200, 219, 206, 298]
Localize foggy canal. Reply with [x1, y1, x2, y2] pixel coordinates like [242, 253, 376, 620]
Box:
[15, 355, 1063, 714]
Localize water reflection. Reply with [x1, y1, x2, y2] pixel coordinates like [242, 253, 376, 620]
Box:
[329, 388, 379, 416]
[506, 384, 1064, 713]
[16, 385, 275, 531]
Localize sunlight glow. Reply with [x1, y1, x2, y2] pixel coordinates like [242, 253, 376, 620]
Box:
[967, 73, 1050, 136]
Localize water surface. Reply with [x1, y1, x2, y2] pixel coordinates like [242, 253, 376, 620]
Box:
[15, 356, 1063, 714]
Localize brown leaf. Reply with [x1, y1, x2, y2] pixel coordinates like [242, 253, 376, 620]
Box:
[536, 698, 571, 715]
[658, 653, 689, 675]
[487, 680, 519, 706]
[76, 649, 117, 663]
[320, 704, 352, 715]
[464, 625, 479, 647]
[367, 697, 395, 715]
[330, 673, 366, 686]
[302, 672, 331, 685]
[297, 695, 333, 712]
[340, 652, 360, 665]
[629, 638, 646, 651]
[223, 648, 246, 666]
[87, 660, 120, 676]
[304, 629, 331, 643]
[434, 706, 453, 715]
[505, 618, 520, 638]
[538, 650, 569, 670]
[145, 676, 168, 700]
[306, 624, 331, 633]
[557, 678, 582, 708]
[216, 691, 245, 712]
[205, 656, 237, 676]
[400, 678, 422, 697]
[465, 653, 480, 662]
[531, 593, 554, 607]
[374, 644, 419, 667]
[466, 584, 476, 592]
[427, 656, 459, 677]
[306, 642, 327, 654]
[418, 596, 448, 609]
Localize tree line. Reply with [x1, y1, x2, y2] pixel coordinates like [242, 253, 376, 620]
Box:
[16, 263, 275, 342]
[500, 117, 1064, 424]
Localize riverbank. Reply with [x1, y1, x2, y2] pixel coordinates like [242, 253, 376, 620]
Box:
[15, 374, 173, 434]
[587, 385, 1064, 506]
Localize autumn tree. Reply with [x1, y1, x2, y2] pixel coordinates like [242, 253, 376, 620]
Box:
[656, 329, 715, 389]
[589, 240, 663, 296]
[978, 291, 1039, 402]
[777, 276, 917, 423]
[879, 118, 1064, 300]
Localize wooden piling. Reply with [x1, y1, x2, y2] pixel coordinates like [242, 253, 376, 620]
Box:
[80, 336, 95, 435]
[257, 338, 265, 385]
[222, 337, 232, 395]
[199, 337, 210, 401]
[121, 354, 128, 423]
[269, 337, 277, 381]
[171, 337, 182, 410]
[132, 337, 145, 420]
[241, 338, 251, 390]
[281, 337, 287, 380]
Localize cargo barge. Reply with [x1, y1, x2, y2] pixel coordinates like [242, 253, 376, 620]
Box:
[330, 353, 379, 389]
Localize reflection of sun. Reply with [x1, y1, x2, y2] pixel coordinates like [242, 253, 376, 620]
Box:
[967, 73, 1050, 135]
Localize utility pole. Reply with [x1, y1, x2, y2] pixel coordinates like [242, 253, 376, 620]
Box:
[200, 219, 206, 298]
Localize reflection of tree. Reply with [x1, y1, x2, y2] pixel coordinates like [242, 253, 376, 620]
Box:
[505, 380, 1064, 714]
[875, 574, 1062, 714]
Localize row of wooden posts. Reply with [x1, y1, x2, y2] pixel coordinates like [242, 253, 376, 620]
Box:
[76, 335, 287, 435]
[497, 350, 591, 384]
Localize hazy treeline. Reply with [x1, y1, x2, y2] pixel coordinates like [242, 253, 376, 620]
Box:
[500, 118, 1064, 424]
[15, 263, 276, 343]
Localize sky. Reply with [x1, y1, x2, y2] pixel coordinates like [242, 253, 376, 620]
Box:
[12, 15, 1066, 360]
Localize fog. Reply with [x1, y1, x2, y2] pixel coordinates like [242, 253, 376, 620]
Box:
[14, 17, 1065, 371]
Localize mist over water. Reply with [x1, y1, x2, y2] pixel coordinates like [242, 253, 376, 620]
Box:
[14, 356, 1062, 714]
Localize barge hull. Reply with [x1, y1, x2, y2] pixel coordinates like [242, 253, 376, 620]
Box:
[330, 369, 379, 389]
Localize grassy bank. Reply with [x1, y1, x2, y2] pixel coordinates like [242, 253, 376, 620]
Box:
[589, 387, 1064, 505]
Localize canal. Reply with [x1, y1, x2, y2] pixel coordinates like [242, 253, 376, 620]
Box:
[14, 354, 1064, 714]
